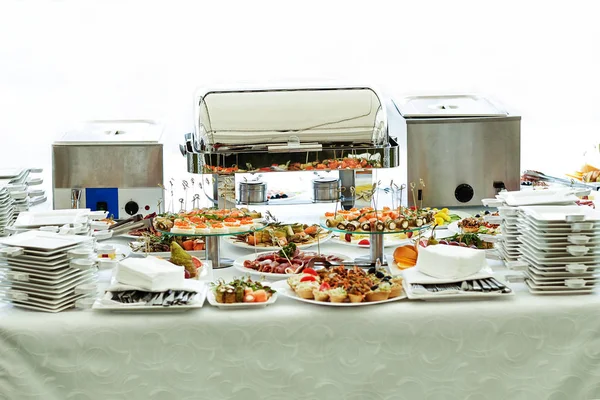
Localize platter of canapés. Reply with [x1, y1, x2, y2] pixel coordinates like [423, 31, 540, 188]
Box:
[208, 276, 277, 309]
[271, 266, 405, 306]
[322, 206, 433, 234]
[225, 222, 332, 250]
[153, 207, 264, 236]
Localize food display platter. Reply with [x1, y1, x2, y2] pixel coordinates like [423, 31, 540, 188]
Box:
[271, 280, 407, 307]
[224, 230, 334, 251]
[232, 251, 350, 280]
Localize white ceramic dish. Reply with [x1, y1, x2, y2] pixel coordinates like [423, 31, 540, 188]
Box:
[525, 280, 594, 294]
[519, 205, 600, 222]
[271, 280, 406, 306]
[207, 289, 277, 309]
[0, 267, 89, 284]
[92, 283, 208, 312]
[232, 251, 350, 280]
[0, 231, 93, 251]
[333, 233, 411, 248]
[402, 280, 514, 301]
[13, 209, 90, 228]
[224, 230, 334, 251]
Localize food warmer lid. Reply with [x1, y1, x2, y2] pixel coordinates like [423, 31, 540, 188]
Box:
[56, 120, 163, 144]
[196, 87, 387, 147]
[396, 95, 508, 118]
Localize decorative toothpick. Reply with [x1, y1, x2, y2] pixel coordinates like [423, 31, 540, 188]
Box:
[157, 199, 163, 214]
[182, 180, 189, 211]
[169, 179, 175, 213]
[179, 198, 185, 213]
[410, 182, 417, 209]
[419, 178, 425, 210]
[192, 194, 200, 209]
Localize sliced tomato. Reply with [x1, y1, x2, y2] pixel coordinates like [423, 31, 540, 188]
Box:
[319, 282, 331, 291]
[358, 239, 370, 246]
[300, 275, 317, 282]
[303, 268, 318, 276]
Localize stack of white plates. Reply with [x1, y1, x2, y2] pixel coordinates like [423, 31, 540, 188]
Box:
[0, 231, 98, 312]
[0, 167, 47, 216]
[6, 209, 109, 237]
[496, 206, 521, 263]
[0, 186, 16, 236]
[516, 205, 600, 295]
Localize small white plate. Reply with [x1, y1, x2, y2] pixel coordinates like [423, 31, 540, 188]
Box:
[271, 280, 406, 306]
[207, 289, 277, 309]
[0, 231, 93, 251]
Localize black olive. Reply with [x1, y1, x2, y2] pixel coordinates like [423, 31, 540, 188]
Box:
[475, 214, 480, 218]
[382, 276, 391, 281]
[370, 285, 379, 291]
[368, 267, 376, 274]
[484, 210, 490, 215]
[282, 194, 288, 198]
[375, 271, 385, 279]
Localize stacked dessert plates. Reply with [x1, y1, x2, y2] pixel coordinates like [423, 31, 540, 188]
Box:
[517, 206, 600, 294]
[0, 167, 46, 219]
[0, 186, 16, 236]
[6, 209, 109, 237]
[496, 206, 521, 263]
[0, 231, 97, 312]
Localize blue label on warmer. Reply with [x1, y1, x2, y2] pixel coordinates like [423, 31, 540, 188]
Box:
[85, 188, 119, 219]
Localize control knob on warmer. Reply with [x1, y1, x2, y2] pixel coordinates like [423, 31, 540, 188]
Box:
[454, 184, 474, 203]
[124, 201, 139, 216]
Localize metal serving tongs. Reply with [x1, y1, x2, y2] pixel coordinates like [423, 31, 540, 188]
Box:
[303, 257, 377, 270]
[108, 214, 153, 236]
[522, 170, 597, 195]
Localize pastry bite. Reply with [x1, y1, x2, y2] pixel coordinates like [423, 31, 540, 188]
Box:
[328, 287, 348, 303]
[295, 281, 319, 299]
[389, 277, 404, 298]
[313, 288, 330, 302]
[365, 281, 392, 302]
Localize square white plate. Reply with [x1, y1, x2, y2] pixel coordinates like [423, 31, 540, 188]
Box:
[13, 209, 90, 228]
[519, 206, 600, 222]
[207, 289, 277, 309]
[0, 231, 93, 251]
[0, 265, 74, 277]
[0, 267, 87, 284]
[525, 280, 595, 294]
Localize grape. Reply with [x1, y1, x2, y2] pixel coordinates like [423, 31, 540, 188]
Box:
[439, 240, 449, 245]
[449, 241, 459, 246]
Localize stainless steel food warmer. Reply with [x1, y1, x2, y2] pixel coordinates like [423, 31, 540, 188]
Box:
[52, 120, 164, 219]
[180, 86, 401, 266]
[392, 95, 521, 208]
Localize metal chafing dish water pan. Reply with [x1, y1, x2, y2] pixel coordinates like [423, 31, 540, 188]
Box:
[182, 87, 399, 174]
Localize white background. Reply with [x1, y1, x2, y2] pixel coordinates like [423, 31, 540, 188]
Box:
[1, 0, 599, 206]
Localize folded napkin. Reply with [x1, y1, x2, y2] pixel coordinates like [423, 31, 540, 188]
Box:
[403, 265, 494, 286]
[116, 256, 184, 291]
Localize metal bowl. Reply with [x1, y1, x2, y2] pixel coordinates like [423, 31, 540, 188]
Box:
[312, 178, 340, 203]
[239, 181, 267, 204]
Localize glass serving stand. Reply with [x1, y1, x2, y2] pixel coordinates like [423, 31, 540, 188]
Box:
[158, 225, 265, 269]
[320, 220, 431, 265]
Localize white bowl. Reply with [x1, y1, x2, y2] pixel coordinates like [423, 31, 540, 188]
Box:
[572, 222, 594, 232]
[74, 283, 98, 295]
[75, 297, 96, 310]
[67, 248, 94, 259]
[498, 206, 518, 217]
[568, 235, 590, 245]
[566, 246, 590, 257]
[566, 263, 589, 273]
[90, 221, 110, 231]
[566, 214, 586, 223]
[97, 258, 118, 270]
[70, 258, 96, 270]
[565, 278, 586, 289]
[93, 230, 113, 240]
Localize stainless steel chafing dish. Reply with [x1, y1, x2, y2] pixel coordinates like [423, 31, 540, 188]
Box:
[181, 86, 400, 208]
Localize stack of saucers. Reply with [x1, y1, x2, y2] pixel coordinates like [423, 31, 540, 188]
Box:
[0, 185, 16, 236]
[517, 205, 600, 294]
[7, 209, 109, 237]
[496, 206, 522, 263]
[0, 231, 98, 312]
[0, 167, 46, 218]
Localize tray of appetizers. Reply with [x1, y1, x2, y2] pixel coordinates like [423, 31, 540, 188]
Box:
[225, 223, 333, 250]
[271, 266, 406, 306]
[333, 232, 412, 248]
[152, 208, 264, 235]
[322, 206, 433, 234]
[233, 244, 349, 279]
[208, 277, 277, 309]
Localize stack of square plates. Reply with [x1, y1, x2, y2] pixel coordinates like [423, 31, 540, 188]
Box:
[0, 186, 16, 236]
[496, 206, 521, 263]
[516, 205, 600, 294]
[0, 167, 46, 218]
[0, 231, 97, 312]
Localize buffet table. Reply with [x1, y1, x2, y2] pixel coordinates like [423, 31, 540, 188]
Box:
[1, 239, 600, 400]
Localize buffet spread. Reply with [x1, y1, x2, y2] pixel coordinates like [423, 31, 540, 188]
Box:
[3, 87, 600, 399]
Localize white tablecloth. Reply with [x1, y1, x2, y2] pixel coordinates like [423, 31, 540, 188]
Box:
[1, 239, 600, 400]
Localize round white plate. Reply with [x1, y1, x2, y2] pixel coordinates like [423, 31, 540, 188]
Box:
[206, 289, 278, 309]
[224, 230, 334, 251]
[232, 250, 350, 280]
[435, 210, 472, 230]
[271, 280, 407, 306]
